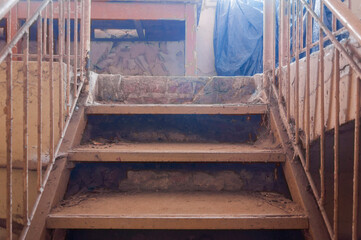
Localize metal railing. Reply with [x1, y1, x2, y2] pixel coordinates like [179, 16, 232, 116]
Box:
[0, 0, 90, 239]
[265, 0, 361, 239]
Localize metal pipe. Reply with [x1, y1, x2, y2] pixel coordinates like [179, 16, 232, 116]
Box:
[299, 0, 361, 78]
[286, 0, 291, 123]
[43, 5, 47, 56]
[295, 0, 300, 144]
[37, 11, 43, 193]
[272, 0, 276, 86]
[300, 1, 304, 51]
[292, 0, 296, 58]
[303, 27, 346, 51]
[333, 48, 340, 240]
[319, 0, 326, 207]
[0, 0, 51, 65]
[49, 0, 54, 164]
[73, 0, 78, 97]
[305, 2, 311, 171]
[80, 0, 84, 82]
[22, 21, 29, 231]
[0, 0, 18, 20]
[278, 0, 284, 105]
[6, 9, 13, 240]
[66, 0, 71, 115]
[58, 0, 64, 139]
[323, 0, 361, 44]
[84, 0, 91, 58]
[352, 76, 360, 240]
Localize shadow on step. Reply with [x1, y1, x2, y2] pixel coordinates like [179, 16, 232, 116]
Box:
[65, 163, 290, 198]
[65, 229, 305, 240]
[82, 114, 269, 144]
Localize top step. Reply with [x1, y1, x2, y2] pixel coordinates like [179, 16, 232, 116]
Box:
[86, 103, 268, 115]
[89, 75, 264, 105]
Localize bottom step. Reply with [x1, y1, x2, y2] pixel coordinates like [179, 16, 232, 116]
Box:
[47, 191, 308, 230]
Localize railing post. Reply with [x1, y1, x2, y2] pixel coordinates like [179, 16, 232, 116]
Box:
[84, 0, 91, 76]
[263, 0, 275, 91]
[6, 9, 13, 240]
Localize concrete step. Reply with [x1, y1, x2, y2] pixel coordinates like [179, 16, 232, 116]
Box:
[47, 191, 308, 230]
[85, 103, 268, 115]
[68, 143, 285, 163]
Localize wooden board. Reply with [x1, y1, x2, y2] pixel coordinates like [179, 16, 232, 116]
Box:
[85, 104, 268, 115]
[47, 191, 308, 230]
[69, 143, 285, 163]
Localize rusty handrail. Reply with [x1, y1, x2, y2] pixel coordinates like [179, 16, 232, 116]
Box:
[1, 1, 90, 239]
[323, 0, 361, 44]
[0, 0, 51, 64]
[0, 0, 19, 20]
[299, 0, 361, 78]
[264, 0, 361, 239]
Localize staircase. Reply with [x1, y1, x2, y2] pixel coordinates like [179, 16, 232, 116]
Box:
[44, 75, 309, 239]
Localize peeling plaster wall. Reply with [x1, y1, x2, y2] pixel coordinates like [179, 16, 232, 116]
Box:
[278, 36, 361, 142]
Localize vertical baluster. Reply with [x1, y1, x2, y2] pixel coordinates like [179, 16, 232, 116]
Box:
[332, 12, 340, 240]
[59, 0, 64, 138]
[319, 0, 326, 206]
[278, 0, 284, 104]
[333, 48, 340, 240]
[37, 12, 43, 192]
[295, 0, 300, 144]
[292, 0, 296, 59]
[286, 0, 291, 122]
[67, 0, 71, 115]
[74, 0, 78, 97]
[43, 5, 47, 57]
[80, 0, 85, 82]
[300, 1, 304, 51]
[352, 75, 360, 240]
[49, 0, 54, 163]
[84, 0, 91, 73]
[305, 0, 312, 171]
[22, 0, 30, 225]
[6, 10, 13, 240]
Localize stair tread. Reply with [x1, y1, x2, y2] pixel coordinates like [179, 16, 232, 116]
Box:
[86, 103, 268, 115]
[47, 191, 307, 230]
[69, 142, 285, 162]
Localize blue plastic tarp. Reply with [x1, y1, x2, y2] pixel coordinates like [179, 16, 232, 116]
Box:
[214, 0, 264, 76]
[213, 0, 345, 76]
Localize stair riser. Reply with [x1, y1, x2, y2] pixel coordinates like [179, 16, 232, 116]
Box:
[65, 163, 290, 197]
[47, 216, 308, 230]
